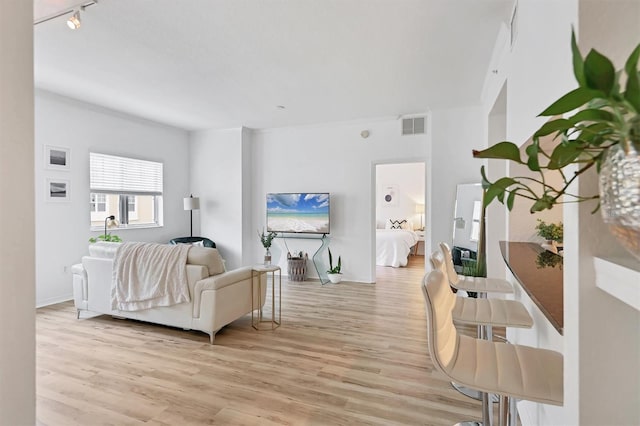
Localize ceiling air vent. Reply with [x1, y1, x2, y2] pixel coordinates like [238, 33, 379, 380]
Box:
[401, 117, 426, 135]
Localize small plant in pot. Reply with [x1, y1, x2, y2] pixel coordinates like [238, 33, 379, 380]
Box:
[89, 215, 122, 243]
[535, 219, 564, 253]
[326, 248, 342, 284]
[258, 229, 277, 266]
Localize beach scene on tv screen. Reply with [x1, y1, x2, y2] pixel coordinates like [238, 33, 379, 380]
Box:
[267, 193, 329, 234]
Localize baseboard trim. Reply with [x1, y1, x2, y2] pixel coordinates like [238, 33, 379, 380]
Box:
[36, 294, 73, 308]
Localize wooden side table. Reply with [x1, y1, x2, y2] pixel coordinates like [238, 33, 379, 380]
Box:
[413, 230, 425, 256]
[251, 265, 281, 330]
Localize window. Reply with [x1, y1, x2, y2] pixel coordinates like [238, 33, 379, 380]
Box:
[90, 193, 108, 222]
[89, 152, 163, 229]
[470, 200, 482, 242]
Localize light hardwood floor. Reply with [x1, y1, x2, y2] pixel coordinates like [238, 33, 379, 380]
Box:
[36, 256, 484, 425]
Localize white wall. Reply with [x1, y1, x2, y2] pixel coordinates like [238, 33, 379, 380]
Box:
[0, 0, 35, 423]
[564, 2, 640, 425]
[427, 106, 486, 263]
[474, 1, 640, 425]
[376, 162, 425, 230]
[35, 91, 190, 307]
[248, 118, 427, 282]
[189, 128, 248, 270]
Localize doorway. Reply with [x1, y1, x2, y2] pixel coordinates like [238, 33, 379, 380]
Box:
[374, 161, 426, 279]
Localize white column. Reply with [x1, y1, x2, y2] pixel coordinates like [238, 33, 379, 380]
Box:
[0, 0, 36, 424]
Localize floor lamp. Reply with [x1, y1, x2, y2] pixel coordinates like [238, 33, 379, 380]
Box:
[183, 194, 200, 237]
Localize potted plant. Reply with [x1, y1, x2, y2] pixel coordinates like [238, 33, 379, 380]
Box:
[326, 248, 342, 284]
[89, 215, 122, 243]
[258, 229, 277, 266]
[535, 219, 563, 253]
[473, 31, 640, 260]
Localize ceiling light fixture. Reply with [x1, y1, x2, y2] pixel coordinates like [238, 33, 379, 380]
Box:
[67, 10, 81, 30]
[34, 1, 99, 28]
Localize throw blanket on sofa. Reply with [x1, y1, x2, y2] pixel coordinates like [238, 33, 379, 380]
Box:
[111, 242, 191, 311]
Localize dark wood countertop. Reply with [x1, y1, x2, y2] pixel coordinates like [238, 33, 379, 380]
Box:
[499, 241, 563, 335]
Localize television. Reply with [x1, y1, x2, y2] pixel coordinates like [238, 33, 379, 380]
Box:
[266, 193, 330, 234]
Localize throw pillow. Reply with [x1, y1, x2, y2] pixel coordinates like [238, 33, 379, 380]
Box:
[388, 219, 407, 230]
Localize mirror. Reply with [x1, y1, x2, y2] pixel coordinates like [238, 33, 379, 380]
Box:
[452, 183, 483, 272]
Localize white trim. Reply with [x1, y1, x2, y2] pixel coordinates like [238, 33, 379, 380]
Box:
[36, 294, 73, 308]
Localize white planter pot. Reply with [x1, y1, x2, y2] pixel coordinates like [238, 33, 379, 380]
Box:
[327, 273, 343, 284]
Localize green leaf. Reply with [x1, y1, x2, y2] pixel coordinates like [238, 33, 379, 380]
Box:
[484, 177, 517, 208]
[525, 142, 541, 171]
[624, 44, 640, 77]
[473, 141, 522, 163]
[533, 119, 572, 138]
[506, 190, 517, 211]
[569, 108, 615, 125]
[484, 184, 504, 208]
[571, 29, 586, 87]
[575, 122, 613, 146]
[530, 196, 554, 213]
[539, 87, 603, 116]
[480, 165, 491, 190]
[625, 70, 640, 112]
[584, 48, 616, 94]
[548, 143, 582, 169]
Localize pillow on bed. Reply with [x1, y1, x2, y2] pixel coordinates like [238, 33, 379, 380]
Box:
[387, 219, 407, 230]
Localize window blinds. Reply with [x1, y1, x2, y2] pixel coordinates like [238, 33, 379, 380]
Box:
[90, 152, 163, 196]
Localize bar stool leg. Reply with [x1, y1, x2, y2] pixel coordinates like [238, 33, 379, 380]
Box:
[499, 395, 509, 426]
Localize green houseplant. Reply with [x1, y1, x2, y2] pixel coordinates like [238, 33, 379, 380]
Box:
[473, 31, 640, 259]
[258, 229, 277, 266]
[535, 219, 564, 243]
[326, 248, 342, 283]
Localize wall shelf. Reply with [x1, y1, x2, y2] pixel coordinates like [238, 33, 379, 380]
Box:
[593, 256, 640, 312]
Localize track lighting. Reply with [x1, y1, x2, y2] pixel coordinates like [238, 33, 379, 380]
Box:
[34, 1, 99, 29]
[67, 10, 81, 30]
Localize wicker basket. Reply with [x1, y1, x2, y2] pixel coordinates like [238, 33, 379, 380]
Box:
[287, 253, 308, 281]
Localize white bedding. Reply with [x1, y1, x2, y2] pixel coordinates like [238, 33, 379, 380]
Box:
[376, 229, 418, 267]
[111, 242, 191, 311]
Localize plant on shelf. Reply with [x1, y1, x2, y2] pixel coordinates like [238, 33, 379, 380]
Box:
[472, 30, 640, 260]
[535, 219, 564, 243]
[89, 215, 122, 243]
[258, 229, 277, 266]
[258, 229, 277, 249]
[326, 248, 343, 283]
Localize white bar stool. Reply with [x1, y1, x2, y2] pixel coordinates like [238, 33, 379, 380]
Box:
[422, 270, 563, 426]
[430, 251, 534, 425]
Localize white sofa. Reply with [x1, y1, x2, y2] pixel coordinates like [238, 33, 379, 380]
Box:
[72, 242, 265, 343]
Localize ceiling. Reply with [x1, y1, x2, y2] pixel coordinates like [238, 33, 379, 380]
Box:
[34, 0, 513, 131]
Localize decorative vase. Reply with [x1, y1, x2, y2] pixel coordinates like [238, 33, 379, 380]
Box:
[264, 248, 272, 266]
[599, 141, 640, 261]
[327, 273, 343, 284]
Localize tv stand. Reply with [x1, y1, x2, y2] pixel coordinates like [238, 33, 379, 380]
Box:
[277, 234, 331, 284]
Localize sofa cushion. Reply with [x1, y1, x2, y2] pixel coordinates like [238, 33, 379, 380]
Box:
[187, 247, 225, 276]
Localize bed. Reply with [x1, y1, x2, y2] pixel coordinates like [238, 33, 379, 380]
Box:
[376, 229, 419, 267]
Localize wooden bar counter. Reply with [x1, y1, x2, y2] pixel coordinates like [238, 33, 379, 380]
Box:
[499, 241, 563, 334]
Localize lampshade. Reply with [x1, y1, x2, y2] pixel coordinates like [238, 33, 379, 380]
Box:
[415, 203, 425, 214]
[184, 196, 200, 211]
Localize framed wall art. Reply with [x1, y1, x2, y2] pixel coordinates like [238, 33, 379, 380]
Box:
[45, 178, 71, 202]
[44, 145, 71, 171]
